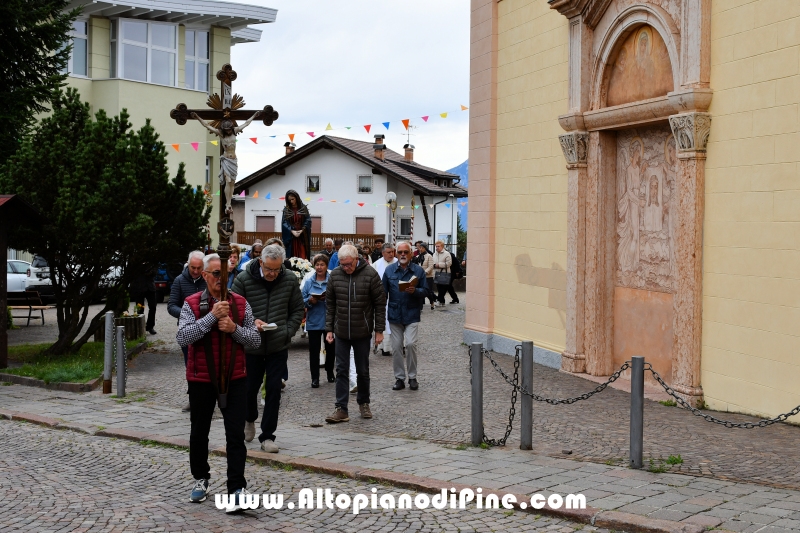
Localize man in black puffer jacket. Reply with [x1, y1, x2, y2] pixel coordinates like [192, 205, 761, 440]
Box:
[231, 244, 304, 453]
[324, 244, 386, 423]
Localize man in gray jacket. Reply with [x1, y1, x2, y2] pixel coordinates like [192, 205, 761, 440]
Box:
[231, 244, 304, 452]
[325, 244, 386, 423]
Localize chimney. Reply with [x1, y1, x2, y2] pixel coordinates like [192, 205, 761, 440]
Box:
[284, 142, 296, 155]
[373, 134, 386, 161]
[403, 143, 415, 162]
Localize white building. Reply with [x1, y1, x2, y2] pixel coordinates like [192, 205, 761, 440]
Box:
[233, 135, 467, 251]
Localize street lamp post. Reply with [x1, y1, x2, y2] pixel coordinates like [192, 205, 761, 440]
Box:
[385, 191, 397, 244]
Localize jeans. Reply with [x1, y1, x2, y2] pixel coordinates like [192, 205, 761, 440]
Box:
[245, 350, 288, 443]
[308, 330, 335, 381]
[391, 322, 419, 381]
[189, 378, 247, 493]
[335, 337, 370, 411]
[132, 290, 157, 330]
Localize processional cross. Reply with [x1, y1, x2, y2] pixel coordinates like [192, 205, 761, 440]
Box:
[169, 63, 279, 400]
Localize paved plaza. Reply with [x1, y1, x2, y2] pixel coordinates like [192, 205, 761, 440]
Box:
[4, 294, 800, 532]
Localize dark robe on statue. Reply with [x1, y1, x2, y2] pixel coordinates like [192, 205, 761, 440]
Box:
[281, 190, 312, 260]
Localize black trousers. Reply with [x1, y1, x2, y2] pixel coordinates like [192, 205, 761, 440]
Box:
[189, 378, 247, 494]
[425, 278, 436, 305]
[438, 281, 458, 303]
[132, 290, 157, 330]
[308, 330, 335, 381]
[335, 336, 370, 411]
[245, 350, 288, 443]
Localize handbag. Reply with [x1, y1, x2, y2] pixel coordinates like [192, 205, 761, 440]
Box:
[434, 270, 452, 285]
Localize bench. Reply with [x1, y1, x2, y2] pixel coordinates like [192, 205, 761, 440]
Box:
[7, 291, 55, 326]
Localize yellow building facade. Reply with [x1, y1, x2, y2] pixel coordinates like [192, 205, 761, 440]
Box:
[466, 0, 800, 421]
[60, 1, 276, 245]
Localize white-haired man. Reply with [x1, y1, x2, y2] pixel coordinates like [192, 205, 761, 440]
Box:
[325, 244, 386, 423]
[321, 238, 335, 258]
[169, 250, 208, 412]
[177, 254, 261, 512]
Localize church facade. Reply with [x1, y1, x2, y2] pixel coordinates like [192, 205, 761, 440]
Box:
[466, 0, 800, 420]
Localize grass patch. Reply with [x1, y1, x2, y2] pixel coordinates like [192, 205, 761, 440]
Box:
[666, 454, 683, 465]
[659, 399, 677, 407]
[455, 443, 468, 451]
[139, 439, 187, 452]
[4, 339, 144, 384]
[479, 442, 490, 450]
[647, 458, 669, 473]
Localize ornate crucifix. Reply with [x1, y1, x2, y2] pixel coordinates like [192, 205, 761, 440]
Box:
[169, 63, 279, 398]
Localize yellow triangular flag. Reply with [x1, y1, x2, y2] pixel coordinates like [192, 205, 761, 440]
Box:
[461, 105, 468, 111]
[400, 206, 405, 209]
[211, 140, 218, 146]
[440, 113, 448, 119]
[253, 191, 259, 198]
[325, 123, 333, 131]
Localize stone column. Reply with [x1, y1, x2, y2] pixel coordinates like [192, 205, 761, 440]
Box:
[559, 132, 588, 373]
[669, 112, 710, 407]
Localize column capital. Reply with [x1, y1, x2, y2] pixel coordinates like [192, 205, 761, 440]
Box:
[669, 112, 711, 153]
[559, 131, 589, 165]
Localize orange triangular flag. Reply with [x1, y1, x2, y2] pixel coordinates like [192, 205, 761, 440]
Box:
[289, 133, 295, 142]
[461, 105, 468, 110]
[402, 119, 410, 130]
[250, 138, 258, 144]
[253, 191, 259, 198]
[171, 144, 180, 152]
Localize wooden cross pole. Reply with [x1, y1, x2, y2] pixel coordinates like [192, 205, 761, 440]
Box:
[169, 63, 279, 395]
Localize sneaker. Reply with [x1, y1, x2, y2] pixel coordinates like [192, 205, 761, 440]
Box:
[409, 379, 419, 391]
[147, 328, 157, 335]
[392, 379, 405, 391]
[325, 407, 350, 424]
[350, 385, 358, 394]
[244, 421, 255, 443]
[225, 488, 251, 514]
[260, 439, 279, 453]
[182, 402, 191, 412]
[359, 403, 372, 419]
[189, 478, 209, 503]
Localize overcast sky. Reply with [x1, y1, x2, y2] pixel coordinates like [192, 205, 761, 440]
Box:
[217, 0, 470, 179]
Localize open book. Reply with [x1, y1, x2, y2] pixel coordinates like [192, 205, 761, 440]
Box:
[398, 275, 418, 291]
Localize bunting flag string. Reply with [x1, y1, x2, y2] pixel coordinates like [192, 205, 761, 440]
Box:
[156, 104, 469, 148]
[228, 190, 470, 207]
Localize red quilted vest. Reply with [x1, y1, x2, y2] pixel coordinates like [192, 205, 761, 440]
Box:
[184, 291, 248, 383]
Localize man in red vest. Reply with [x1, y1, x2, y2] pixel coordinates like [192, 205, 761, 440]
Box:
[176, 254, 261, 513]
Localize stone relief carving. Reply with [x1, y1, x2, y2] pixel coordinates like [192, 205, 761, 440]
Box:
[559, 132, 590, 164]
[669, 112, 712, 152]
[606, 25, 674, 107]
[616, 125, 677, 293]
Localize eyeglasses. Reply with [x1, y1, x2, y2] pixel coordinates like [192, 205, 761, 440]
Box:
[396, 251, 410, 255]
[262, 266, 281, 274]
[339, 261, 355, 269]
[204, 270, 221, 278]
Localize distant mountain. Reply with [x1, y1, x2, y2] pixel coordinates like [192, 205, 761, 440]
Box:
[447, 160, 468, 229]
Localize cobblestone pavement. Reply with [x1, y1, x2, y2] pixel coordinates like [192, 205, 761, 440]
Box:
[0, 420, 592, 533]
[6, 294, 800, 491]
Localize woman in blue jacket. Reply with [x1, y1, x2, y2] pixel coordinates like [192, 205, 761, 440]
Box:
[302, 253, 335, 387]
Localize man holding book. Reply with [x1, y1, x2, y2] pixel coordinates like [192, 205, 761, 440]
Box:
[381, 241, 428, 391]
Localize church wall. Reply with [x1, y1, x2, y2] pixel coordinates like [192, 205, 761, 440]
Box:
[702, 1, 800, 419]
[490, 0, 570, 355]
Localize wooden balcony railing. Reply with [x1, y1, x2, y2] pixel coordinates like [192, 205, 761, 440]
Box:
[236, 232, 387, 251]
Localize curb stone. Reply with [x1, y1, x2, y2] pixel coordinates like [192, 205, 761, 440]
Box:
[0, 414, 733, 533]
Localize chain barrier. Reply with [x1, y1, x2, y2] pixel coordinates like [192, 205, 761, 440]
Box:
[646, 363, 800, 429]
[469, 344, 520, 446]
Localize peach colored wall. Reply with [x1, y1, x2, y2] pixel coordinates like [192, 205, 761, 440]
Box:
[490, 0, 570, 353]
[702, 1, 800, 420]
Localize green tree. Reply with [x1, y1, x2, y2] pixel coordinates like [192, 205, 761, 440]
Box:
[0, 0, 78, 164]
[0, 88, 210, 355]
[456, 211, 467, 264]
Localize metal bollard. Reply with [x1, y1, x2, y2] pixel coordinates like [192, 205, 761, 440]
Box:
[102, 311, 113, 394]
[470, 342, 483, 447]
[629, 356, 645, 469]
[116, 326, 126, 397]
[520, 341, 534, 450]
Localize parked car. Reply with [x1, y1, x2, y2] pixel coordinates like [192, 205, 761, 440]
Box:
[26, 255, 54, 301]
[6, 260, 30, 292]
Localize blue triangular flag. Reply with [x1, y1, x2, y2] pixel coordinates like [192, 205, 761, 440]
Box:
[270, 135, 276, 138]
[344, 199, 351, 204]
[383, 122, 390, 130]
[266, 192, 271, 200]
[445, 203, 451, 208]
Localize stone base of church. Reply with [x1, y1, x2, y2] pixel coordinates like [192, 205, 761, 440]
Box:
[561, 350, 586, 373]
[462, 329, 562, 369]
